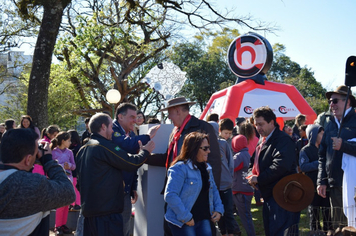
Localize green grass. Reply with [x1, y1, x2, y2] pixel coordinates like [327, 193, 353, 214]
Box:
[234, 198, 309, 236]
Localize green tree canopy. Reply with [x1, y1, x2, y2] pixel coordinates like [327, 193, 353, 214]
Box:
[267, 43, 328, 115]
[2, 0, 276, 127]
[169, 28, 238, 111]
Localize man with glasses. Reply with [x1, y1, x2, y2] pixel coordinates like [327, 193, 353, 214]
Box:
[145, 97, 221, 236]
[317, 85, 356, 232]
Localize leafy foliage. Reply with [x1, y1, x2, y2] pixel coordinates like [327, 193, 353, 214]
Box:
[0, 0, 40, 50]
[0, 81, 27, 122]
[267, 44, 301, 82]
[54, 2, 171, 117]
[169, 28, 238, 111]
[267, 44, 329, 115]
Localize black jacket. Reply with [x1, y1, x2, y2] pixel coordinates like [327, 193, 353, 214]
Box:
[76, 133, 150, 217]
[318, 108, 356, 188]
[299, 124, 321, 189]
[146, 115, 222, 190]
[253, 128, 297, 201]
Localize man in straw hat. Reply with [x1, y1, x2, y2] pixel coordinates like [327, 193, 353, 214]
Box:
[246, 106, 299, 236]
[317, 85, 356, 231]
[146, 97, 221, 236]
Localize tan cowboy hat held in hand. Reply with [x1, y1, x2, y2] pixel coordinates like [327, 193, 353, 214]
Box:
[273, 173, 314, 212]
[159, 97, 196, 111]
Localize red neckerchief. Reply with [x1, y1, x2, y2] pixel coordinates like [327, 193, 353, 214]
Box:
[246, 137, 266, 180]
[251, 137, 266, 176]
[166, 114, 191, 168]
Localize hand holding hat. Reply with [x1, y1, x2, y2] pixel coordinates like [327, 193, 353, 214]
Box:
[273, 173, 314, 212]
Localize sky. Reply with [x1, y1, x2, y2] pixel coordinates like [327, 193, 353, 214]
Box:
[16, 0, 355, 91]
[210, 0, 356, 90]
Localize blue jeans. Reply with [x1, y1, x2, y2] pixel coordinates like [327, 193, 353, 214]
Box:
[168, 219, 212, 236]
[74, 210, 84, 236]
[263, 197, 300, 236]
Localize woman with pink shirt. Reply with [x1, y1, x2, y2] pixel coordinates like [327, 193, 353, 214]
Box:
[52, 131, 76, 235]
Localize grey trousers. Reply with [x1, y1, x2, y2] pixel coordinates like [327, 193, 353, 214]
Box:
[232, 193, 256, 236]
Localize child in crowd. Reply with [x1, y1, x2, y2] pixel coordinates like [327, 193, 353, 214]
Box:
[34, 125, 60, 175]
[0, 123, 5, 141]
[52, 131, 76, 235]
[238, 122, 259, 157]
[40, 125, 60, 145]
[68, 130, 82, 211]
[239, 122, 263, 206]
[219, 118, 234, 148]
[231, 135, 255, 236]
[215, 118, 241, 236]
[299, 125, 332, 232]
[295, 124, 308, 172]
[4, 119, 16, 132]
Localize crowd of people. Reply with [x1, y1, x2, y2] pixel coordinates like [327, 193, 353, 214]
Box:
[0, 85, 356, 236]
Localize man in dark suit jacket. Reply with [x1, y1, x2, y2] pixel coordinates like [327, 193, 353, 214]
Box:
[146, 97, 221, 236]
[247, 106, 299, 236]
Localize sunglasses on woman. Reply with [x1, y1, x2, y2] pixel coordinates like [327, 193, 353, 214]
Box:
[199, 146, 210, 151]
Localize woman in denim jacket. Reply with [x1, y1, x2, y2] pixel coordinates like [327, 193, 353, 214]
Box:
[164, 132, 224, 236]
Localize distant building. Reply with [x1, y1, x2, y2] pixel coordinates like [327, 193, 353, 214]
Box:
[0, 51, 33, 107]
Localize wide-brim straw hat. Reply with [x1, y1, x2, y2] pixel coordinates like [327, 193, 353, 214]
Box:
[325, 85, 356, 107]
[273, 173, 314, 212]
[159, 97, 196, 111]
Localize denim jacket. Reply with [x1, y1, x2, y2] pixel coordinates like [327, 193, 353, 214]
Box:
[164, 160, 224, 228]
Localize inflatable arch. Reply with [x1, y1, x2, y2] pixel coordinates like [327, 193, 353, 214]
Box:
[200, 79, 317, 128]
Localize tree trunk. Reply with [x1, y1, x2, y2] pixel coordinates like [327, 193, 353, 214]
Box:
[27, 1, 66, 130]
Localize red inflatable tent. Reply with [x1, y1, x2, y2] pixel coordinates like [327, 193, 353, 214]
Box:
[200, 79, 317, 127]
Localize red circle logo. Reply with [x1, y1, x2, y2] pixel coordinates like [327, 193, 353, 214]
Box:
[244, 106, 253, 114]
[227, 33, 273, 78]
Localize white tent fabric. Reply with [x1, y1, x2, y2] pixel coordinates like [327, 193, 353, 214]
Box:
[342, 138, 356, 227]
[207, 89, 301, 120]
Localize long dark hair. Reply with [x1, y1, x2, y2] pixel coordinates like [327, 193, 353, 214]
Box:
[68, 130, 80, 146]
[51, 131, 71, 150]
[41, 125, 60, 139]
[171, 132, 209, 168]
[20, 115, 35, 129]
[4, 119, 15, 131]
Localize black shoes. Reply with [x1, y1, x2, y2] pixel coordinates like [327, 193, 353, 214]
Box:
[69, 204, 81, 211]
[72, 205, 81, 211]
[55, 225, 72, 235]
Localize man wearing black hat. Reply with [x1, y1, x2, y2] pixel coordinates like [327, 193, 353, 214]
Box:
[317, 85, 356, 230]
[146, 97, 222, 236]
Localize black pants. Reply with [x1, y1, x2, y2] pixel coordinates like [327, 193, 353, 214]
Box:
[309, 191, 332, 231]
[29, 215, 50, 236]
[84, 213, 123, 236]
